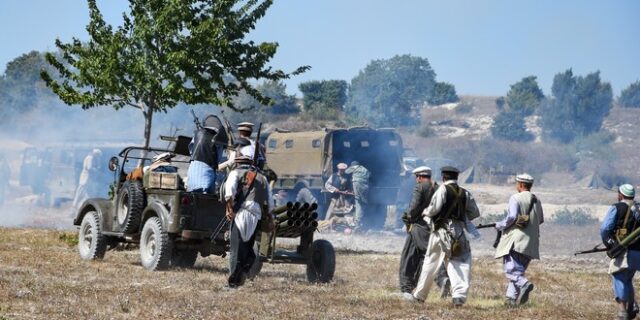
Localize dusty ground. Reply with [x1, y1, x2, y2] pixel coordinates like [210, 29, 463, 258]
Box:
[0, 182, 631, 319]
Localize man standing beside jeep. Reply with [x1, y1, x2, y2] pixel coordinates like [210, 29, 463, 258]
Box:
[223, 155, 270, 288]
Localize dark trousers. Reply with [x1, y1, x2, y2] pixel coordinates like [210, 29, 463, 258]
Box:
[399, 224, 448, 293]
[228, 222, 257, 287]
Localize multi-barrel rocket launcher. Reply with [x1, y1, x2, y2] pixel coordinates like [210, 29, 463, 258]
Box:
[254, 201, 335, 283]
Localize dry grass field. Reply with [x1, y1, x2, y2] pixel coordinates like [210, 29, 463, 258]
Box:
[0, 223, 626, 320]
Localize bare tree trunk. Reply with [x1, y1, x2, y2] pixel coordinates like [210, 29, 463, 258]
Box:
[138, 101, 154, 168]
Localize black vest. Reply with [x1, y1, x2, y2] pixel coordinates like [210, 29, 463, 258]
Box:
[438, 184, 467, 223]
[614, 202, 640, 251]
[191, 128, 218, 169]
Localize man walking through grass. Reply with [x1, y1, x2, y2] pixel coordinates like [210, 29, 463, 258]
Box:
[601, 184, 640, 320]
[494, 173, 544, 307]
[406, 166, 480, 307]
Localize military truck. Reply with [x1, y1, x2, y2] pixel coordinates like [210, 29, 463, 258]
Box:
[265, 127, 404, 230]
[73, 142, 335, 282]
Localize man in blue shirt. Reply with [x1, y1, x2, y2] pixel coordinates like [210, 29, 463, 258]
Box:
[187, 116, 220, 194]
[601, 184, 640, 320]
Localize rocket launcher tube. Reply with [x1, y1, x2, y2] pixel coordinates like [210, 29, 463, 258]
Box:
[272, 202, 294, 215]
[608, 226, 640, 258]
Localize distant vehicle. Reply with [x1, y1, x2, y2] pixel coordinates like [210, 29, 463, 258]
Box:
[402, 148, 425, 172]
[19, 145, 119, 207]
[73, 140, 335, 282]
[265, 127, 404, 230]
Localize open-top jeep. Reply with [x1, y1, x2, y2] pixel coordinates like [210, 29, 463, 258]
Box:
[73, 142, 335, 282]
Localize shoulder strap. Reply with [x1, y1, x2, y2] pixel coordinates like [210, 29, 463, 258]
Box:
[622, 202, 633, 230]
[525, 194, 538, 216]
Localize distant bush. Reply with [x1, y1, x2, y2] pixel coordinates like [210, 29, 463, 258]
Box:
[552, 207, 597, 225]
[505, 76, 544, 116]
[455, 102, 473, 114]
[491, 111, 534, 142]
[619, 80, 640, 108]
[428, 81, 459, 105]
[480, 210, 507, 224]
[302, 102, 342, 121]
[417, 125, 435, 138]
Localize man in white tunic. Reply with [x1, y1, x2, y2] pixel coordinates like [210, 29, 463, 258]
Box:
[408, 166, 480, 307]
[223, 155, 271, 288]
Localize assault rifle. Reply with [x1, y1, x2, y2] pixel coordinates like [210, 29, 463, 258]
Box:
[574, 244, 607, 256]
[475, 222, 502, 248]
[190, 109, 202, 130]
[220, 110, 234, 149]
[575, 226, 640, 258]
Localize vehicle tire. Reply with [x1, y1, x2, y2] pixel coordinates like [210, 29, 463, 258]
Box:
[116, 180, 145, 233]
[139, 217, 172, 271]
[306, 239, 335, 283]
[170, 249, 198, 268]
[78, 211, 107, 260]
[247, 242, 263, 279]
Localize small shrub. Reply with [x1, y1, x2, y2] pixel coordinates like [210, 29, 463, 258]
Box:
[58, 232, 79, 247]
[552, 207, 597, 225]
[417, 125, 435, 138]
[479, 210, 507, 224]
[455, 102, 473, 114]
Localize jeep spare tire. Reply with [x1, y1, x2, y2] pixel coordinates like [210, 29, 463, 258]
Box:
[116, 180, 145, 233]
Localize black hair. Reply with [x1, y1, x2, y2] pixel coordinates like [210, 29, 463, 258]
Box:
[442, 172, 458, 181]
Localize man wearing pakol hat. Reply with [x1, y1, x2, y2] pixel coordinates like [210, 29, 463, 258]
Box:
[187, 115, 220, 194]
[238, 122, 266, 169]
[399, 166, 450, 298]
[324, 163, 353, 221]
[345, 161, 370, 231]
[408, 166, 480, 307]
[600, 184, 640, 320]
[494, 173, 544, 307]
[223, 154, 271, 288]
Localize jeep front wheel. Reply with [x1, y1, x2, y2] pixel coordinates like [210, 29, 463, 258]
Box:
[139, 217, 172, 271]
[78, 211, 107, 260]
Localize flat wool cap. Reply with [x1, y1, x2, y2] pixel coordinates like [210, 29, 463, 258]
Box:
[337, 163, 348, 170]
[619, 184, 636, 198]
[440, 166, 459, 174]
[237, 122, 255, 132]
[412, 166, 432, 176]
[516, 173, 534, 184]
[350, 161, 360, 167]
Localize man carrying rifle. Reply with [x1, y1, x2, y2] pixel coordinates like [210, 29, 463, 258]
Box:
[494, 173, 544, 307]
[399, 166, 450, 299]
[407, 166, 480, 307]
[223, 155, 270, 289]
[601, 184, 640, 320]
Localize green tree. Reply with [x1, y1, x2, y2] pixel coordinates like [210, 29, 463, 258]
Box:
[539, 69, 613, 143]
[233, 80, 298, 115]
[41, 0, 308, 149]
[505, 76, 544, 116]
[495, 96, 506, 111]
[427, 81, 459, 105]
[491, 111, 533, 142]
[619, 80, 640, 108]
[0, 51, 57, 121]
[345, 54, 436, 127]
[298, 80, 347, 111]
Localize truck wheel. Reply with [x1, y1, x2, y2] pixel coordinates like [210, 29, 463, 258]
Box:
[247, 242, 263, 279]
[140, 217, 172, 271]
[306, 239, 335, 283]
[116, 180, 145, 233]
[170, 249, 198, 268]
[78, 211, 107, 260]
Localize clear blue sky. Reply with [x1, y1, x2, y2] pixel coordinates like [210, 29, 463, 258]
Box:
[1, 0, 638, 96]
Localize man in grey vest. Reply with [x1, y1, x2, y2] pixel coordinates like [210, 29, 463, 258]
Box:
[407, 166, 480, 307]
[399, 166, 450, 298]
[494, 173, 544, 307]
[223, 155, 270, 288]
